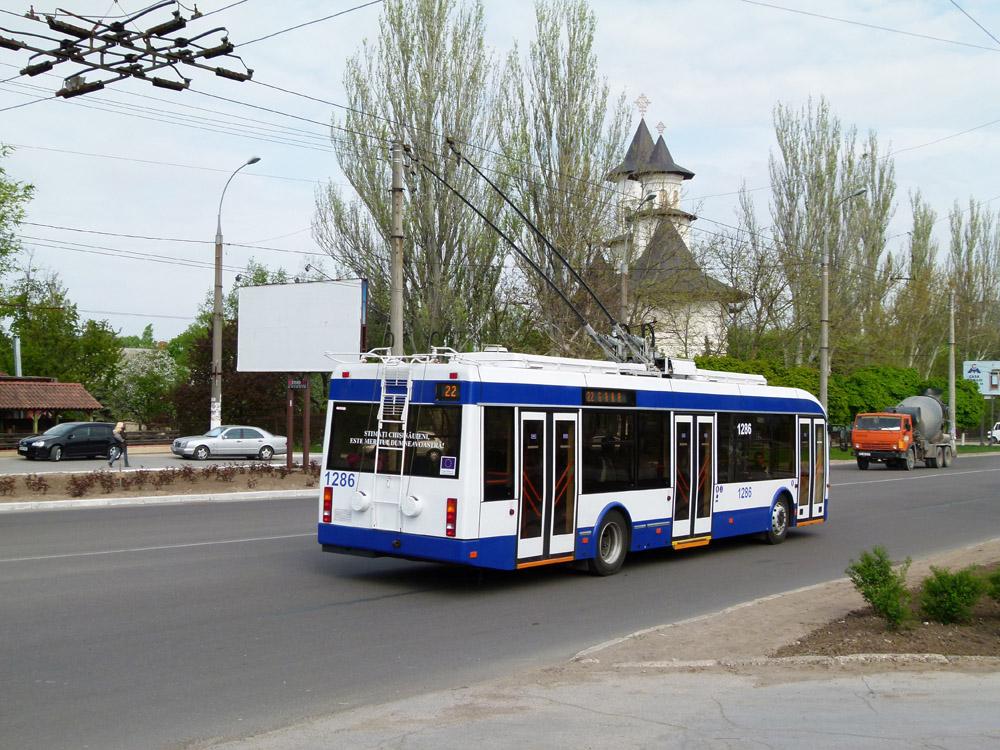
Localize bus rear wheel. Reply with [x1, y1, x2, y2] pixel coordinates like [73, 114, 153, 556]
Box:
[588, 510, 628, 576]
[765, 496, 790, 545]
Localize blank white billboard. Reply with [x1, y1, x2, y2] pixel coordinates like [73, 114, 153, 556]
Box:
[237, 280, 366, 372]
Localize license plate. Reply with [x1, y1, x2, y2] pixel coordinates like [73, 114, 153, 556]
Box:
[857, 451, 870, 456]
[17, 447, 26, 454]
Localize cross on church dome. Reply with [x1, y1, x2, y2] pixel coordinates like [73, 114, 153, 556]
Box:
[656, 121, 665, 136]
[635, 93, 650, 116]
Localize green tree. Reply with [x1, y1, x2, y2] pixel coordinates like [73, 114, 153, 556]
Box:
[0, 265, 120, 399]
[118, 323, 157, 349]
[497, 0, 629, 354]
[0, 145, 33, 278]
[105, 348, 178, 428]
[313, 0, 521, 353]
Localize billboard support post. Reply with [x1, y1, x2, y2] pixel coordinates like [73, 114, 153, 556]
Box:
[286, 378, 294, 471]
[303, 376, 311, 469]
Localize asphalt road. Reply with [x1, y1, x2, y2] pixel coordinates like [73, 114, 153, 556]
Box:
[0, 451, 318, 474]
[2, 456, 999, 749]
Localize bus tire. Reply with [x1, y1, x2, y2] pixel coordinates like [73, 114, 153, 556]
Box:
[856, 458, 869, 470]
[588, 510, 629, 576]
[765, 496, 790, 545]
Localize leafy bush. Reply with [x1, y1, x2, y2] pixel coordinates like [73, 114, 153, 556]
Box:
[97, 470, 117, 494]
[920, 566, 986, 624]
[986, 567, 1000, 603]
[67, 474, 97, 498]
[0, 476, 15, 495]
[24, 474, 49, 495]
[846, 546, 912, 629]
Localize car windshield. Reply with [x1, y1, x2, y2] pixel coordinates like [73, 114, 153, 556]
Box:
[42, 423, 75, 436]
[855, 416, 902, 431]
[204, 427, 226, 437]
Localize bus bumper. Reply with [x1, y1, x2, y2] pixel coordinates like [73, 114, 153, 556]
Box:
[318, 523, 516, 570]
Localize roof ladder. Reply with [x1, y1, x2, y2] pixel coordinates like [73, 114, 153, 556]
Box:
[370, 360, 412, 528]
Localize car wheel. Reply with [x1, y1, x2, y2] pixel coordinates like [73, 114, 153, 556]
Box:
[193, 445, 210, 461]
[50, 445, 62, 462]
[258, 445, 274, 461]
[587, 510, 629, 576]
[856, 458, 869, 470]
[765, 496, 790, 545]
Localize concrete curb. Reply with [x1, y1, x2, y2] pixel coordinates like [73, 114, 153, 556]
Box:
[609, 654, 1000, 670]
[0, 488, 317, 513]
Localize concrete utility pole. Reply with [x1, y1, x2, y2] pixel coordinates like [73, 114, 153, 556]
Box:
[211, 156, 260, 429]
[949, 288, 956, 440]
[820, 187, 867, 414]
[390, 141, 405, 356]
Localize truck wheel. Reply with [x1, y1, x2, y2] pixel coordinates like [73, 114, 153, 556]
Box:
[903, 449, 915, 471]
[925, 452, 938, 469]
[942, 446, 954, 467]
[856, 458, 869, 470]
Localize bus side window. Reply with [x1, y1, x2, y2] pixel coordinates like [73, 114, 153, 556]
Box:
[483, 407, 515, 501]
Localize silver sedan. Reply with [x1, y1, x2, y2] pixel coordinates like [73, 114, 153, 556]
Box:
[171, 425, 287, 461]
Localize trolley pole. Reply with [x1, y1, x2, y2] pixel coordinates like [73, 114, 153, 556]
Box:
[949, 289, 956, 440]
[390, 141, 405, 356]
[819, 249, 830, 414]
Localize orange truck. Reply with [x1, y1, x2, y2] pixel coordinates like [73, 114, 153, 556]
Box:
[852, 393, 956, 471]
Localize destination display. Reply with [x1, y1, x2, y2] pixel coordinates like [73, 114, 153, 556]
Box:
[582, 387, 636, 406]
[435, 382, 461, 401]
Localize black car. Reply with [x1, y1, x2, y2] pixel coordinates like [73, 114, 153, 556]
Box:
[17, 422, 119, 462]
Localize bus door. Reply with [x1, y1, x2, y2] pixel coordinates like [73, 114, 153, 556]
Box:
[517, 411, 578, 563]
[796, 418, 827, 520]
[672, 414, 715, 542]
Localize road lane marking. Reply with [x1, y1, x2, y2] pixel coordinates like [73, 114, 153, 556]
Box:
[839, 466, 1000, 487]
[0, 532, 313, 563]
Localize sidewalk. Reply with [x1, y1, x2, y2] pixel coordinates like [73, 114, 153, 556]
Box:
[203, 538, 1000, 750]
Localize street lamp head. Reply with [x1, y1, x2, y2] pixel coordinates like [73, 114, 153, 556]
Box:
[246, 156, 261, 165]
[849, 187, 867, 199]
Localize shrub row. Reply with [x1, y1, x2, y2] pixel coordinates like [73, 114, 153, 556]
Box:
[16, 462, 319, 499]
[847, 545, 1000, 629]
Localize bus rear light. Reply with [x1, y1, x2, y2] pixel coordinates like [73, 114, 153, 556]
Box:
[469, 550, 478, 559]
[322, 487, 332, 523]
[449, 372, 458, 379]
[445, 497, 457, 537]
[341, 371, 350, 378]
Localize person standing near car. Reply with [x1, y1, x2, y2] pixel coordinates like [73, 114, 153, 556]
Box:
[109, 421, 130, 468]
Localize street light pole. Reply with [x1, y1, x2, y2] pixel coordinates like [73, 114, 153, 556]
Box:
[819, 187, 866, 414]
[211, 155, 260, 430]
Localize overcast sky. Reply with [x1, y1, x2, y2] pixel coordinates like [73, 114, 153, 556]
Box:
[1, 0, 998, 341]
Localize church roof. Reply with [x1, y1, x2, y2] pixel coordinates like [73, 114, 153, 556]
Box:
[607, 119, 655, 179]
[633, 135, 694, 180]
[631, 219, 737, 301]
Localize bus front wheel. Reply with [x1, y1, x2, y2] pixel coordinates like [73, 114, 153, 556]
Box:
[588, 510, 628, 576]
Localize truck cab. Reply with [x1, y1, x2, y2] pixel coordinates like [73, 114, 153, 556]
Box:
[990, 422, 1000, 445]
[852, 412, 913, 470]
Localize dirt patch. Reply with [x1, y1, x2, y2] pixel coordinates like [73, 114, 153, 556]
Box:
[0, 463, 320, 502]
[775, 561, 1000, 658]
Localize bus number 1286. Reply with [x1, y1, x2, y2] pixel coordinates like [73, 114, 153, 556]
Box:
[325, 471, 356, 488]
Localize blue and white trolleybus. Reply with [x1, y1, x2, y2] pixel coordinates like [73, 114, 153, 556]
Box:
[318, 348, 827, 575]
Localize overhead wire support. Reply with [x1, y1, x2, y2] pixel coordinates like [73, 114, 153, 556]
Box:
[1, 1, 253, 98]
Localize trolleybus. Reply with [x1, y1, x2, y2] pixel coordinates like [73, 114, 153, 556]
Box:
[318, 348, 827, 575]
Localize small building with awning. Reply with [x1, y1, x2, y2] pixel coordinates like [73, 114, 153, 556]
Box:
[0, 375, 104, 434]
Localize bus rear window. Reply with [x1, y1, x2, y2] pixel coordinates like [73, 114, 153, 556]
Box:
[327, 402, 462, 478]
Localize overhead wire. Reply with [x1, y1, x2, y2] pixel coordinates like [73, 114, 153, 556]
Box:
[237, 0, 383, 47]
[737, 0, 1000, 54]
